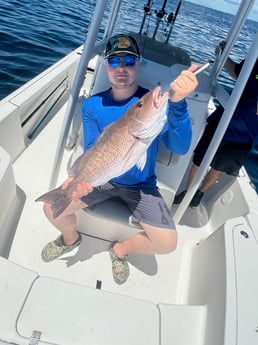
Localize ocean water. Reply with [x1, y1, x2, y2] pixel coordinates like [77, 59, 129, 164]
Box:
[0, 0, 257, 189]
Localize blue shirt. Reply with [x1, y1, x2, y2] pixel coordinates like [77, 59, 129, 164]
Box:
[82, 86, 192, 188]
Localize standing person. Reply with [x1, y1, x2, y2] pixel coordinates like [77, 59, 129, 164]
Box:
[41, 34, 198, 284]
[173, 41, 258, 208]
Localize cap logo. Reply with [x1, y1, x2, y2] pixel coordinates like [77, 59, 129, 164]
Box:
[115, 37, 131, 49]
[105, 34, 139, 58]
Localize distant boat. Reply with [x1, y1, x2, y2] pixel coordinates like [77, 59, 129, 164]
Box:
[0, 1, 257, 344]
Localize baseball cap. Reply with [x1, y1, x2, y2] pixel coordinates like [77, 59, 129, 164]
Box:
[104, 34, 140, 59]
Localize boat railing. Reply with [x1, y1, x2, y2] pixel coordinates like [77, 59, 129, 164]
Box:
[0, 47, 83, 162]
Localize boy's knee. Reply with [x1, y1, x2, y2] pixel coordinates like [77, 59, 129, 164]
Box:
[161, 230, 177, 253]
[168, 231, 177, 252]
[43, 202, 53, 218]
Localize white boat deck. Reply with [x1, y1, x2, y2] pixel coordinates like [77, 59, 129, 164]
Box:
[8, 102, 209, 306]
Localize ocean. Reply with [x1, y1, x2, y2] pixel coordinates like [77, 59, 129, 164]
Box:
[0, 0, 257, 189]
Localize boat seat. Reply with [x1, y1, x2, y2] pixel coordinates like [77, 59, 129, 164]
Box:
[77, 198, 141, 241]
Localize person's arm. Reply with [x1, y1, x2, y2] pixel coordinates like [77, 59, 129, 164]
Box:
[82, 97, 101, 151]
[215, 41, 238, 80]
[161, 68, 198, 154]
[162, 100, 192, 154]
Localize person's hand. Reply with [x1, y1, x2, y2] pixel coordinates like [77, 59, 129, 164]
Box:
[169, 65, 198, 103]
[215, 40, 226, 55]
[62, 176, 93, 202]
[62, 176, 74, 190]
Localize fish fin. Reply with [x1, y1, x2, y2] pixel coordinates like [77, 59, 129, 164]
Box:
[136, 152, 147, 171]
[35, 186, 72, 219]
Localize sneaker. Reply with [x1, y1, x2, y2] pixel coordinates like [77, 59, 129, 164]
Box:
[173, 191, 186, 206]
[41, 233, 81, 262]
[109, 241, 129, 285]
[189, 189, 204, 208]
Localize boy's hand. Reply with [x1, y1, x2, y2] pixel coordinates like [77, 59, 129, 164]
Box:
[62, 177, 93, 202]
[169, 65, 198, 103]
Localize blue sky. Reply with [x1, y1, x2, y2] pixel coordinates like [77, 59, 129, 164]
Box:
[187, 0, 258, 21]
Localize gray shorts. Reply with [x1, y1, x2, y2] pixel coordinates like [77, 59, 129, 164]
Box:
[81, 183, 175, 230]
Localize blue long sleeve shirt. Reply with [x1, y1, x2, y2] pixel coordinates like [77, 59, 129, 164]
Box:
[82, 86, 192, 189]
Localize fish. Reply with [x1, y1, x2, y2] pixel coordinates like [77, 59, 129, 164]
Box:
[36, 86, 169, 218]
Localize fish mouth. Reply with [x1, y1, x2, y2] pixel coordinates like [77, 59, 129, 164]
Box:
[153, 86, 169, 108]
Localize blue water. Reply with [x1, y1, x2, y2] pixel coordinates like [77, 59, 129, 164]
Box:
[0, 0, 257, 189]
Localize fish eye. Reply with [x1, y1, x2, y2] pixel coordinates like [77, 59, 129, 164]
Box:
[136, 101, 143, 108]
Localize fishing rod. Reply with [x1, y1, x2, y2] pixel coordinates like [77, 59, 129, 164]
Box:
[139, 0, 153, 34]
[152, 0, 168, 39]
[165, 0, 182, 43]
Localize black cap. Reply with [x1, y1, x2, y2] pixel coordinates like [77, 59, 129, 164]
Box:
[104, 34, 140, 59]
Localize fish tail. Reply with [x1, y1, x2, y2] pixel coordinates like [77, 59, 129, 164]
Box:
[35, 186, 72, 218]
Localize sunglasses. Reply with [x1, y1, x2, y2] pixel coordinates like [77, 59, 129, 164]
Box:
[107, 55, 138, 68]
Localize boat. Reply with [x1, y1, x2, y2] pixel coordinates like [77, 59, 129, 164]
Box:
[0, 0, 257, 344]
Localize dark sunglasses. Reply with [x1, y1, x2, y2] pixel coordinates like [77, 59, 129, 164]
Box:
[107, 55, 138, 68]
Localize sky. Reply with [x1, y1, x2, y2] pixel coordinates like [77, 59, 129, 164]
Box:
[187, 0, 258, 21]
